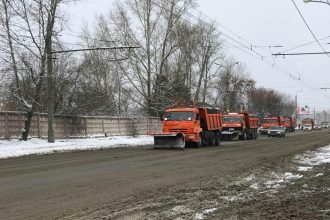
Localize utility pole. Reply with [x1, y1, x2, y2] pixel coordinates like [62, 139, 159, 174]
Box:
[225, 69, 230, 113]
[295, 90, 303, 128]
[224, 62, 239, 113]
[46, 0, 58, 143]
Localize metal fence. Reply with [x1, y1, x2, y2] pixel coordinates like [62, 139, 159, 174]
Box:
[0, 111, 162, 140]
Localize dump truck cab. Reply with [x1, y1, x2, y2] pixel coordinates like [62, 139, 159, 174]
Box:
[281, 116, 295, 132]
[222, 112, 259, 141]
[302, 118, 315, 130]
[222, 113, 246, 140]
[259, 116, 280, 135]
[162, 107, 202, 144]
[263, 117, 280, 128]
[222, 113, 245, 130]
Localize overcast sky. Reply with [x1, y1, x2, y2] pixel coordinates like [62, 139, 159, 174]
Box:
[64, 0, 330, 111]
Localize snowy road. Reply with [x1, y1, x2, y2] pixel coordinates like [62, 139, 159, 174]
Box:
[0, 129, 330, 219]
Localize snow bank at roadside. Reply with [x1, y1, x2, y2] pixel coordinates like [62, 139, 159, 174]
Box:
[0, 136, 154, 159]
[294, 144, 330, 167]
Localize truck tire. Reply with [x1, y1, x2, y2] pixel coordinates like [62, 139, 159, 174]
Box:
[255, 130, 258, 139]
[242, 131, 247, 141]
[247, 131, 252, 140]
[215, 132, 221, 146]
[210, 133, 216, 146]
[240, 132, 247, 141]
[196, 134, 203, 148]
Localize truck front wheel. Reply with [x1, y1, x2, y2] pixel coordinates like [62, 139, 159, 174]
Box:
[196, 134, 203, 148]
[241, 131, 247, 141]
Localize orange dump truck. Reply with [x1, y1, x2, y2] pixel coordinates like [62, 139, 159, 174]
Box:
[302, 118, 315, 129]
[281, 116, 296, 132]
[259, 116, 281, 135]
[153, 105, 222, 149]
[259, 116, 296, 134]
[221, 112, 259, 141]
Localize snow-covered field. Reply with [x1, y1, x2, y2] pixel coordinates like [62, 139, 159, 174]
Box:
[0, 136, 154, 159]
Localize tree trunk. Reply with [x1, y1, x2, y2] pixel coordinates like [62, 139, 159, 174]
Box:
[22, 111, 33, 141]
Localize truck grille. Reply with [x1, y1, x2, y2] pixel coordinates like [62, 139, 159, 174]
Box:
[169, 128, 188, 133]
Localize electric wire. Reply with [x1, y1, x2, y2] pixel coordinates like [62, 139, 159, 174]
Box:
[291, 0, 330, 59]
[188, 1, 328, 98]
[155, 0, 328, 100]
[277, 35, 330, 53]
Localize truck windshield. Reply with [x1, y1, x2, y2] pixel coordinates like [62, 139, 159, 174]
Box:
[164, 112, 194, 121]
[264, 119, 278, 123]
[223, 116, 242, 122]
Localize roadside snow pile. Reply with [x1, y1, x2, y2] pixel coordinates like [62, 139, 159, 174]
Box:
[294, 144, 330, 167]
[244, 171, 303, 193]
[195, 208, 218, 220]
[297, 166, 313, 172]
[264, 172, 303, 189]
[0, 136, 153, 159]
[246, 145, 330, 193]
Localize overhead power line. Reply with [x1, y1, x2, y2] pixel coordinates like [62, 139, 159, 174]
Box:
[50, 46, 140, 54]
[198, 1, 328, 98]
[168, 2, 314, 85]
[291, 0, 330, 59]
[150, 0, 328, 99]
[59, 32, 116, 44]
[273, 51, 330, 56]
[277, 35, 330, 53]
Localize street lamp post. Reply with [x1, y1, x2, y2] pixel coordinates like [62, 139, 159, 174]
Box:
[295, 90, 303, 128]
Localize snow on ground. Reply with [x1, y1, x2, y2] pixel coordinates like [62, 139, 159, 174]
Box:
[192, 144, 330, 220]
[195, 208, 218, 220]
[297, 166, 313, 172]
[246, 145, 330, 193]
[294, 144, 330, 167]
[0, 136, 153, 159]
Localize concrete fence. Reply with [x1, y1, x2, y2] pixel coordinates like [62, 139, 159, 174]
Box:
[0, 111, 162, 140]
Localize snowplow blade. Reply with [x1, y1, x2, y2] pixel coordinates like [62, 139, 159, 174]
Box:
[153, 133, 185, 149]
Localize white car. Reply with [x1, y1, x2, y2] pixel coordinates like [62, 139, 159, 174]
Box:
[314, 124, 322, 130]
[267, 126, 286, 137]
[303, 124, 312, 131]
[322, 123, 329, 128]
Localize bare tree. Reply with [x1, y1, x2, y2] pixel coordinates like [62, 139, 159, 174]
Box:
[210, 58, 255, 112]
[81, 0, 230, 116]
[0, 0, 77, 141]
[192, 21, 222, 103]
[249, 87, 294, 119]
[108, 0, 196, 115]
